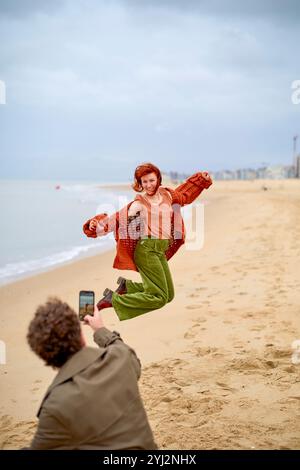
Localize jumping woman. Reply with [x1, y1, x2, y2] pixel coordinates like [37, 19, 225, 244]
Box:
[83, 163, 212, 321]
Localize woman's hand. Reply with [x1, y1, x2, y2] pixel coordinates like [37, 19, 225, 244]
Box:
[200, 171, 211, 180]
[89, 219, 106, 235]
[200, 171, 212, 183]
[89, 219, 98, 231]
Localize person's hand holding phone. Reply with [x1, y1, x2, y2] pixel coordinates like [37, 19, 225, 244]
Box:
[83, 305, 105, 331]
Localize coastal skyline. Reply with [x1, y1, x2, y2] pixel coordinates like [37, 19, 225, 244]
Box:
[0, 0, 300, 181]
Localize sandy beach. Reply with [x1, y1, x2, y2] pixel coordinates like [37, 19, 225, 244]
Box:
[1, 179, 300, 450]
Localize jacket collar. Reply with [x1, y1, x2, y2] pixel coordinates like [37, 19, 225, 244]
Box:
[37, 346, 105, 417]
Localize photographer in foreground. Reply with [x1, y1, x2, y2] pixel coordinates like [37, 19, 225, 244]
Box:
[26, 297, 157, 450]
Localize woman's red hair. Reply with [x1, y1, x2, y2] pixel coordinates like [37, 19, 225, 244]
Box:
[132, 163, 162, 192]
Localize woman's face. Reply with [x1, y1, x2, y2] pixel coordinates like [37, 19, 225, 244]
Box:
[141, 172, 159, 195]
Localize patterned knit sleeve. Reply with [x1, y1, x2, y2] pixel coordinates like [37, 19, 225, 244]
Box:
[165, 172, 213, 207]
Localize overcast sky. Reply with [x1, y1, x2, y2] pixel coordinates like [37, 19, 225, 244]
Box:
[0, 0, 299, 181]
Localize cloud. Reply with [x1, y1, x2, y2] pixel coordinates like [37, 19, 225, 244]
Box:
[0, 0, 299, 178]
[122, 0, 300, 26]
[0, 0, 64, 18]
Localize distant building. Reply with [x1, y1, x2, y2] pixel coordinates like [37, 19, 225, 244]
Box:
[296, 155, 300, 178]
[238, 168, 256, 180]
[167, 163, 298, 182]
[165, 170, 192, 185]
[264, 165, 285, 179]
[256, 167, 268, 179]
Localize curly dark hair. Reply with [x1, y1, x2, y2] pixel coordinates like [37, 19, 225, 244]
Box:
[27, 297, 82, 368]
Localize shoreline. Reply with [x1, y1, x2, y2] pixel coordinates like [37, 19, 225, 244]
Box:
[0, 240, 115, 288]
[0, 180, 175, 287]
[97, 182, 132, 190]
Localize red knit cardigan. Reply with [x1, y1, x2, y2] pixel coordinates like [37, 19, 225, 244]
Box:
[83, 172, 213, 272]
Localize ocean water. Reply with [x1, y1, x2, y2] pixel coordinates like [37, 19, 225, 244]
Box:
[0, 180, 133, 285]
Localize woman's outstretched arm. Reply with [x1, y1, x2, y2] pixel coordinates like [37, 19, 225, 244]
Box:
[83, 212, 117, 238]
[166, 171, 213, 207]
[83, 200, 139, 239]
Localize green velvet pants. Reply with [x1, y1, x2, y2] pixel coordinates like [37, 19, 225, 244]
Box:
[112, 238, 175, 321]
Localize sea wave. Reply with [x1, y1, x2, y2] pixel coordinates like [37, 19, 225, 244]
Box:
[0, 239, 114, 286]
[60, 183, 132, 205]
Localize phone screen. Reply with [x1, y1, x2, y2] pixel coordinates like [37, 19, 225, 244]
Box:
[79, 290, 95, 321]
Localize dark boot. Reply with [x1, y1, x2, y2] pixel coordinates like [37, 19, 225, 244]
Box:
[116, 276, 127, 295]
[96, 288, 113, 311]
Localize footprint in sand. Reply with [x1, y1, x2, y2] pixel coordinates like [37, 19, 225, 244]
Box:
[193, 346, 216, 357]
[184, 329, 197, 339]
[230, 357, 279, 373]
[184, 321, 206, 338]
[216, 381, 238, 393]
[250, 325, 265, 331]
[0, 415, 13, 427]
[282, 366, 296, 374]
[186, 305, 201, 310]
[195, 318, 207, 323]
[265, 347, 291, 360]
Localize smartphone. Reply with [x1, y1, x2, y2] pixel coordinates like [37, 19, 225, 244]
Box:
[79, 290, 95, 321]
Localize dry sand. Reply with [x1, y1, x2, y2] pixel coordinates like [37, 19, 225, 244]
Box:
[0, 179, 300, 449]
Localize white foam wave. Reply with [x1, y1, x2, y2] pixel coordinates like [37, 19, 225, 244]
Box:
[0, 239, 114, 285]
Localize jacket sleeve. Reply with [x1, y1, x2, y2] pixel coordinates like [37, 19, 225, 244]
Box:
[82, 212, 118, 238]
[93, 328, 141, 380]
[29, 408, 71, 450]
[82, 201, 134, 239]
[166, 171, 213, 207]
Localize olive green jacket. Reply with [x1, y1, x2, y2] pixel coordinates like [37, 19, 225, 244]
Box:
[30, 328, 157, 450]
